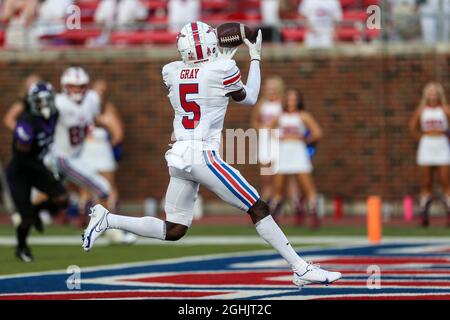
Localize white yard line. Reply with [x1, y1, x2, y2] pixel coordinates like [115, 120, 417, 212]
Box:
[0, 235, 449, 246]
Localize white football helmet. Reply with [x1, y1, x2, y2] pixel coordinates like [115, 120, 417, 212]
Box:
[60, 66, 90, 103]
[177, 21, 218, 65]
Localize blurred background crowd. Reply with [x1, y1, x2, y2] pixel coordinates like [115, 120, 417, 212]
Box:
[0, 0, 449, 50]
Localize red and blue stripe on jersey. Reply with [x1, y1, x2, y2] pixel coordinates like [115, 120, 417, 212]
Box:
[223, 70, 241, 87]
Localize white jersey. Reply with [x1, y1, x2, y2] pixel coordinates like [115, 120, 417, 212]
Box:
[259, 101, 282, 127]
[162, 58, 244, 150]
[51, 90, 100, 157]
[279, 112, 306, 139]
[421, 106, 449, 132]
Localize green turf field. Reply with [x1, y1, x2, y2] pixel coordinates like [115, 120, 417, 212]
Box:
[0, 223, 449, 276]
[1, 223, 450, 237]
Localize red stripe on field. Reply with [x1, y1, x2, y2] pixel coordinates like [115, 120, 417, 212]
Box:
[318, 257, 450, 265]
[0, 291, 228, 300]
[316, 295, 450, 300]
[124, 271, 450, 287]
[339, 269, 450, 275]
[207, 151, 256, 205]
[333, 280, 450, 287]
[126, 271, 291, 285]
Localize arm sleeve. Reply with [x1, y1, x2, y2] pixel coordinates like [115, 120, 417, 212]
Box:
[162, 64, 171, 91]
[14, 121, 34, 146]
[235, 60, 261, 106]
[13, 121, 48, 172]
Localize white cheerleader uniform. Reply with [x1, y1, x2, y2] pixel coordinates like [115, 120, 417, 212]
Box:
[417, 106, 450, 166]
[258, 101, 282, 165]
[80, 127, 117, 172]
[275, 112, 312, 174]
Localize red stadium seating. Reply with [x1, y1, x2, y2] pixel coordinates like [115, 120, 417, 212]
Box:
[75, 0, 100, 10]
[51, 29, 102, 45]
[201, 0, 228, 11]
[201, 13, 229, 25]
[0, 29, 4, 47]
[25, 0, 379, 48]
[143, 0, 168, 10]
[362, 0, 380, 6]
[365, 27, 381, 40]
[76, 0, 100, 23]
[336, 26, 361, 41]
[339, 0, 357, 9]
[343, 10, 369, 22]
[281, 27, 306, 42]
[110, 30, 177, 45]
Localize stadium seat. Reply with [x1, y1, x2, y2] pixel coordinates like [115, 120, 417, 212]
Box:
[54, 29, 102, 45]
[281, 27, 306, 42]
[366, 27, 381, 40]
[339, 0, 357, 9]
[336, 26, 361, 41]
[243, 0, 261, 10]
[362, 0, 380, 6]
[142, 0, 168, 10]
[110, 30, 177, 45]
[147, 14, 168, 25]
[0, 29, 4, 47]
[75, 0, 100, 10]
[201, 13, 229, 25]
[201, 0, 228, 11]
[343, 10, 369, 22]
[76, 0, 100, 23]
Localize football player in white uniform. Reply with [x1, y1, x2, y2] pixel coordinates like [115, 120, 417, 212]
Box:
[83, 22, 341, 287]
[45, 66, 111, 203]
[47, 67, 136, 244]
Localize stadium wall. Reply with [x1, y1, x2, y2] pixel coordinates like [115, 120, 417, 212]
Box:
[0, 45, 449, 211]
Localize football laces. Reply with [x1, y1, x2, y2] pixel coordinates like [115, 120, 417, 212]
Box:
[220, 35, 240, 43]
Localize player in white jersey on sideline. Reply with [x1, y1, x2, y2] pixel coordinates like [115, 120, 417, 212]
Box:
[83, 21, 341, 287]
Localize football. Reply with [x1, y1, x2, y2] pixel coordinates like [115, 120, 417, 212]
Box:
[216, 22, 255, 48]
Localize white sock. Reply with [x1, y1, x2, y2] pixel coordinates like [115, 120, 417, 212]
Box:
[255, 215, 308, 272]
[106, 213, 166, 240]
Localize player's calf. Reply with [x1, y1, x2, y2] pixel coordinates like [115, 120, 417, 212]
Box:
[247, 199, 270, 224]
[165, 221, 188, 241]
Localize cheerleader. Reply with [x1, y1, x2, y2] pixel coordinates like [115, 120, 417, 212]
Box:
[271, 88, 322, 228]
[251, 76, 284, 201]
[409, 82, 450, 227]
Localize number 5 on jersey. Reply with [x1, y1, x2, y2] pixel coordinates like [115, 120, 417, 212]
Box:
[179, 84, 201, 129]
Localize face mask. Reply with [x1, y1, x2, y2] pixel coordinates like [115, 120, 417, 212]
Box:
[41, 107, 51, 119]
[69, 92, 84, 103]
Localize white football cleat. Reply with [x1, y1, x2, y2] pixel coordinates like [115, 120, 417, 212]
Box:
[293, 263, 342, 287]
[82, 204, 110, 251]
